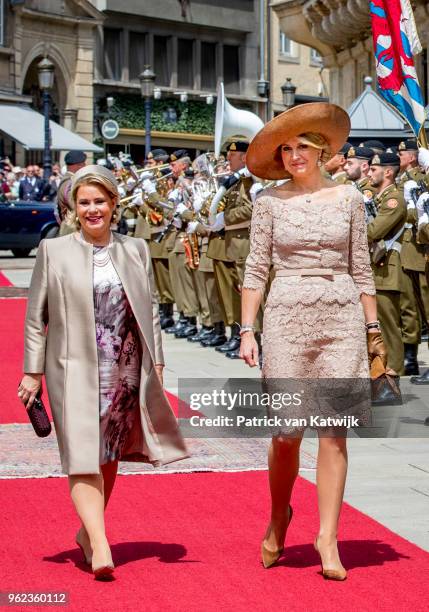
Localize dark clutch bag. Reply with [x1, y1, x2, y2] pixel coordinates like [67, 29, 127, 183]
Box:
[27, 396, 52, 437]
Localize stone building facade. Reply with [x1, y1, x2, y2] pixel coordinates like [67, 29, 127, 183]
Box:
[0, 0, 102, 163]
[272, 0, 429, 110]
[269, 5, 328, 114]
[90, 0, 266, 158]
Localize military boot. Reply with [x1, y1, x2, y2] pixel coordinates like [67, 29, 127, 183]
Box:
[187, 325, 214, 343]
[410, 368, 429, 384]
[403, 343, 419, 376]
[201, 321, 227, 347]
[175, 316, 198, 338]
[165, 312, 187, 335]
[160, 303, 175, 330]
[215, 323, 241, 353]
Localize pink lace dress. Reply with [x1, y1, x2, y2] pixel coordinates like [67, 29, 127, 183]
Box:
[243, 184, 376, 380]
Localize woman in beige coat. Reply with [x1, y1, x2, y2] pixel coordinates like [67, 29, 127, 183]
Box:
[18, 165, 187, 580]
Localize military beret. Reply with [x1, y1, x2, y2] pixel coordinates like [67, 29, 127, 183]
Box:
[360, 140, 386, 152]
[170, 149, 189, 161]
[386, 145, 398, 155]
[64, 150, 87, 165]
[346, 146, 373, 161]
[370, 152, 400, 167]
[398, 139, 418, 152]
[151, 148, 168, 161]
[226, 141, 249, 153]
[160, 167, 172, 177]
[339, 142, 352, 155]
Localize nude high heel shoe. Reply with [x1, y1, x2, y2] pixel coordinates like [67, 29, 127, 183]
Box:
[92, 563, 115, 581]
[261, 505, 293, 569]
[91, 543, 115, 581]
[314, 536, 347, 581]
[75, 528, 92, 566]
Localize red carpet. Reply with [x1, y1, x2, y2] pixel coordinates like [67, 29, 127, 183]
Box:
[0, 299, 179, 424]
[0, 271, 12, 286]
[1, 471, 428, 612]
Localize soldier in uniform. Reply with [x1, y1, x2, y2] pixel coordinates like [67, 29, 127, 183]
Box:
[185, 218, 227, 346]
[56, 151, 87, 236]
[203, 142, 245, 351]
[162, 150, 201, 338]
[367, 152, 407, 376]
[344, 146, 376, 197]
[409, 186, 429, 384]
[205, 141, 262, 358]
[134, 149, 169, 244]
[397, 139, 429, 375]
[135, 150, 176, 329]
[167, 165, 212, 338]
[324, 142, 352, 184]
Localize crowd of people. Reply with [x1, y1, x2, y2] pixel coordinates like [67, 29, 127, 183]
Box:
[0, 158, 62, 202]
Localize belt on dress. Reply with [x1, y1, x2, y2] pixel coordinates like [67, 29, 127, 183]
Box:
[275, 268, 348, 277]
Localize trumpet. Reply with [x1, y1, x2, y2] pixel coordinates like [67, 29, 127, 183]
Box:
[136, 163, 171, 175]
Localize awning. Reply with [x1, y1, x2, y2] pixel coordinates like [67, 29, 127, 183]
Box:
[0, 104, 103, 152]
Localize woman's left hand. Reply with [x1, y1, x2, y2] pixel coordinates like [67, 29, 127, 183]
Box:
[154, 364, 164, 386]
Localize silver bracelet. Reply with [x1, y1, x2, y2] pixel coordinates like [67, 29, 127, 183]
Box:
[239, 325, 255, 336]
[365, 320, 381, 331]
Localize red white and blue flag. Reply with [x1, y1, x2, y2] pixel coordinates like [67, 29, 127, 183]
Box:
[370, 0, 426, 138]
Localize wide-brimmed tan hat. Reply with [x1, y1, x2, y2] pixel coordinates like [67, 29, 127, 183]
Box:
[246, 102, 351, 180]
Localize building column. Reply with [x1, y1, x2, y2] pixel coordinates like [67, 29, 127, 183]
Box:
[61, 108, 78, 132]
[74, 23, 95, 160]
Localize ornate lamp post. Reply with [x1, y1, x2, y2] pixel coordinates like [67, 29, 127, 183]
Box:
[139, 66, 156, 158]
[281, 77, 297, 109]
[37, 57, 55, 179]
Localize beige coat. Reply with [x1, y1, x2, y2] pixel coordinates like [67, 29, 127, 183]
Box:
[24, 232, 188, 475]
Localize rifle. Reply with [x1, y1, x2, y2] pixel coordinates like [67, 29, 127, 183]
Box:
[363, 196, 378, 222]
[408, 179, 428, 206]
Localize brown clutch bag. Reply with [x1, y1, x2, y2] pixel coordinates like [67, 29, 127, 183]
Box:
[367, 333, 402, 405]
[26, 395, 52, 437]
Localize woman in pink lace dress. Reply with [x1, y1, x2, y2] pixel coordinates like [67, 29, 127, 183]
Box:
[240, 103, 386, 580]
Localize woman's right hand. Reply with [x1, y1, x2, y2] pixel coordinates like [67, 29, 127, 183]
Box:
[239, 332, 259, 367]
[18, 374, 42, 408]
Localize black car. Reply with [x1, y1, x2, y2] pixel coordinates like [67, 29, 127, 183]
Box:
[0, 200, 59, 257]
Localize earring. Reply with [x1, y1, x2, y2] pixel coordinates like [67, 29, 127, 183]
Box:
[112, 211, 117, 221]
[317, 158, 322, 167]
[75, 217, 79, 223]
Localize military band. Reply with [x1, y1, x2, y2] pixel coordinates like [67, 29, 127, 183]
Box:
[57, 128, 429, 387]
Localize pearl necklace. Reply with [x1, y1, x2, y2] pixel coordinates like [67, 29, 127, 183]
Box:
[93, 246, 111, 268]
[79, 231, 113, 268]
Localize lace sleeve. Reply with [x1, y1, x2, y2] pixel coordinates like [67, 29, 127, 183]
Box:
[243, 194, 273, 291]
[349, 189, 376, 296]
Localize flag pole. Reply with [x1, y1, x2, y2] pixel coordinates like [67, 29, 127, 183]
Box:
[418, 125, 428, 149]
[381, 98, 427, 147]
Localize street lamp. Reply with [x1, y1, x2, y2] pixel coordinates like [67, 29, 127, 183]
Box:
[37, 57, 55, 179]
[281, 77, 297, 109]
[139, 65, 156, 158]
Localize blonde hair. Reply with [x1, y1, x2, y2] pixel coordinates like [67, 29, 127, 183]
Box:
[70, 165, 121, 229]
[298, 132, 331, 163]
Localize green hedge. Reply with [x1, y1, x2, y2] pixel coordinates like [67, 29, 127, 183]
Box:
[100, 94, 215, 134]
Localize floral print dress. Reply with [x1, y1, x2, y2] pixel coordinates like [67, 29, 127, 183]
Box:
[93, 243, 142, 464]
